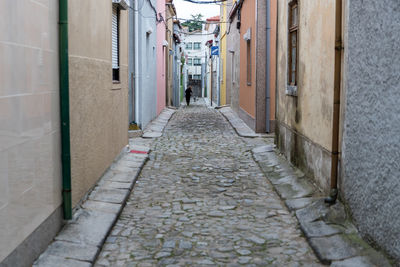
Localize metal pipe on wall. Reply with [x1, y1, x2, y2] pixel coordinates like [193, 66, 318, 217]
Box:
[59, 0, 72, 220]
[325, 0, 343, 204]
[134, 0, 140, 124]
[265, 0, 271, 133]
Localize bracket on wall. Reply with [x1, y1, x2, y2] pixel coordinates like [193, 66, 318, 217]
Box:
[243, 28, 251, 41]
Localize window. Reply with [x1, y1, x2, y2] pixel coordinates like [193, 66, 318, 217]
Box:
[187, 58, 192, 65]
[186, 42, 193, 50]
[112, 4, 120, 81]
[193, 74, 201, 80]
[194, 42, 201, 50]
[246, 40, 251, 85]
[288, 0, 298, 86]
[193, 58, 201, 66]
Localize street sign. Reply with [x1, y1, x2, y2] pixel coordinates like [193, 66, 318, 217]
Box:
[211, 46, 219, 56]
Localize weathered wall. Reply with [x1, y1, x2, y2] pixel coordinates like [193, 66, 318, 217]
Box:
[239, 0, 256, 121]
[341, 0, 400, 262]
[226, 6, 241, 114]
[69, 0, 129, 206]
[276, 0, 335, 191]
[0, 0, 62, 263]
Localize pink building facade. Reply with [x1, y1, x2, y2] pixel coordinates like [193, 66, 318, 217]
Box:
[156, 0, 166, 114]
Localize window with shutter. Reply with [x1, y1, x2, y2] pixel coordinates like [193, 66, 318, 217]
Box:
[112, 5, 120, 81]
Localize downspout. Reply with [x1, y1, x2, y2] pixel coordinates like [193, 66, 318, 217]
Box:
[59, 0, 72, 219]
[325, 0, 343, 204]
[217, 37, 220, 106]
[265, 0, 271, 133]
[134, 0, 140, 124]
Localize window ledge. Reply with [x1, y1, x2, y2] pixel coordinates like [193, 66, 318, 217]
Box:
[286, 85, 298, 96]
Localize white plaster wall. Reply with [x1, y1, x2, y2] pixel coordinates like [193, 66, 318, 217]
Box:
[0, 0, 61, 262]
[137, 0, 157, 128]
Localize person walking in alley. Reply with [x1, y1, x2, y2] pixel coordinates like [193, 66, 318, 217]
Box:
[185, 86, 193, 106]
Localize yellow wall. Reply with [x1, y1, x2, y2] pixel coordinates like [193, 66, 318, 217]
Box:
[276, 0, 335, 150]
[69, 0, 129, 206]
[220, 3, 227, 105]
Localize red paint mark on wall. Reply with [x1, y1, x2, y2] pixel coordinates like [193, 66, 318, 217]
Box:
[130, 150, 148, 154]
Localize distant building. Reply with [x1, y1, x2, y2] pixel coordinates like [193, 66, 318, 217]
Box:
[182, 27, 207, 98]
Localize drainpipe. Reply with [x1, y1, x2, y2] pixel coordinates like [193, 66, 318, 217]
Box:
[325, 0, 343, 204]
[216, 37, 220, 106]
[265, 0, 271, 133]
[59, 0, 72, 219]
[134, 0, 140, 124]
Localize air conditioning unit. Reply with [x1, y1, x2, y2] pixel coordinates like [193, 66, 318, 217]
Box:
[112, 0, 130, 10]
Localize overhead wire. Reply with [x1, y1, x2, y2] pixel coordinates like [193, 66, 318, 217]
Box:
[181, 0, 228, 4]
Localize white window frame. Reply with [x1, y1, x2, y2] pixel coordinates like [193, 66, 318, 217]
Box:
[112, 4, 120, 81]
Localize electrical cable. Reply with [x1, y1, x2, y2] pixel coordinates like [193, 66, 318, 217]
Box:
[181, 0, 227, 4]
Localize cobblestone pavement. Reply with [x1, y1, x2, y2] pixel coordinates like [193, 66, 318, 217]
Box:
[95, 99, 322, 267]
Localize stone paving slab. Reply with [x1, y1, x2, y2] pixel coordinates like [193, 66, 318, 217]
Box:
[251, 145, 392, 266]
[54, 209, 118, 247]
[34, 254, 91, 267]
[142, 108, 176, 138]
[39, 241, 98, 262]
[330, 256, 380, 267]
[309, 235, 360, 264]
[34, 140, 150, 267]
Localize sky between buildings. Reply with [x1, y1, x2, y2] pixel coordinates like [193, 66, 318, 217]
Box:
[174, 0, 220, 22]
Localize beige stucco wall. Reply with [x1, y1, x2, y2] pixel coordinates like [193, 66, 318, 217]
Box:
[69, 0, 129, 206]
[276, 0, 335, 151]
[0, 0, 62, 262]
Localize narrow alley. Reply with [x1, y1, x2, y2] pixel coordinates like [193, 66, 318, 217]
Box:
[94, 100, 321, 266]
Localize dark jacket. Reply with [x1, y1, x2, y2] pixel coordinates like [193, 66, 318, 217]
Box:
[185, 88, 192, 97]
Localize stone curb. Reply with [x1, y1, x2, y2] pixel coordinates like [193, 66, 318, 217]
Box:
[251, 147, 392, 267]
[218, 107, 261, 138]
[142, 108, 176, 138]
[33, 143, 150, 267]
